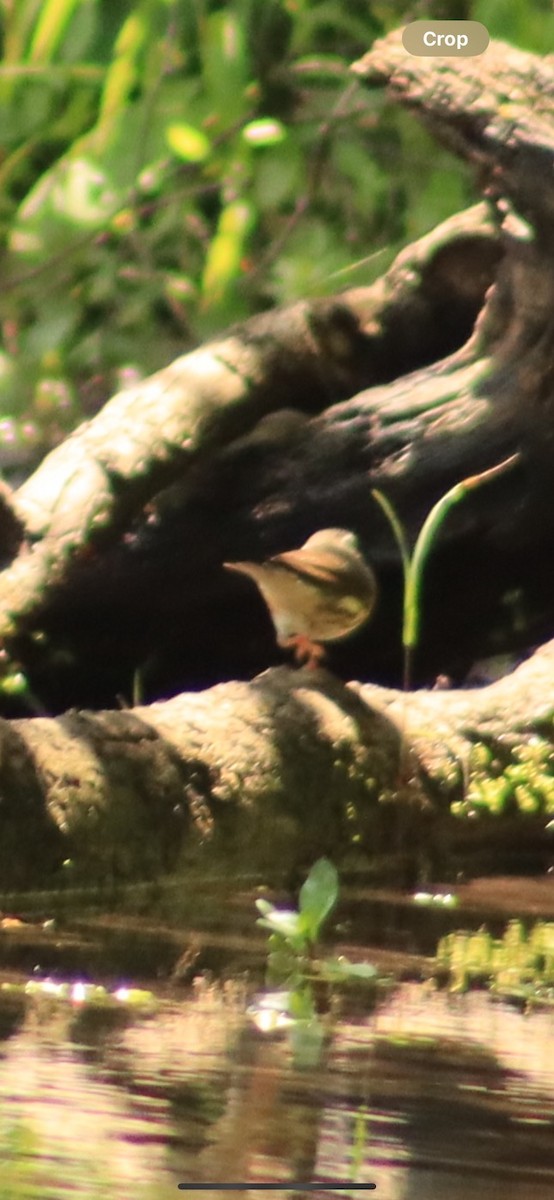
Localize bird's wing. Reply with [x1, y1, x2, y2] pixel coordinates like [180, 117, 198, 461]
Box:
[270, 548, 348, 586]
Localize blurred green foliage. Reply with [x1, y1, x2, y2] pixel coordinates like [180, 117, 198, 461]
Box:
[0, 0, 551, 469]
[452, 731, 554, 819]
[436, 918, 554, 1003]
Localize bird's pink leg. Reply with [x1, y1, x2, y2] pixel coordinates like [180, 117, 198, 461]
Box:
[281, 633, 323, 672]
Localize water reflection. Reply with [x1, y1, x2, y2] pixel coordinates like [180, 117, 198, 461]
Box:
[0, 974, 552, 1199]
[0, 1032, 169, 1198]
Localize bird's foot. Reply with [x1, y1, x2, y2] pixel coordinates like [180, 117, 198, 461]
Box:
[282, 634, 326, 670]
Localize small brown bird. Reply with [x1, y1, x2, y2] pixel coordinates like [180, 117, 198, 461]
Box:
[224, 528, 377, 668]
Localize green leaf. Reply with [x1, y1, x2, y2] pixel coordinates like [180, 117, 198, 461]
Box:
[0, 671, 31, 697]
[288, 992, 327, 1068]
[242, 118, 286, 147]
[201, 199, 255, 308]
[404, 455, 520, 655]
[298, 857, 339, 940]
[290, 1019, 326, 1067]
[10, 157, 117, 259]
[256, 908, 305, 944]
[473, 0, 554, 50]
[269, 218, 350, 301]
[201, 10, 250, 128]
[56, 0, 98, 64]
[321, 956, 378, 984]
[27, 0, 83, 63]
[253, 138, 303, 209]
[166, 122, 211, 163]
[266, 948, 303, 989]
[288, 984, 317, 1022]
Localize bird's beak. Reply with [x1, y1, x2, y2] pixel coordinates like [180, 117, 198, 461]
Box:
[223, 561, 260, 581]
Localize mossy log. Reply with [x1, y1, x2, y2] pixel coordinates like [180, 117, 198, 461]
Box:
[1, 640, 552, 893]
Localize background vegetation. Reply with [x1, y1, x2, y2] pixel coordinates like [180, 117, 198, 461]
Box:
[0, 0, 552, 473]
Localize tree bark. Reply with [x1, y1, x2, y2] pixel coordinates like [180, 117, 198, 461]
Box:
[1, 639, 552, 893]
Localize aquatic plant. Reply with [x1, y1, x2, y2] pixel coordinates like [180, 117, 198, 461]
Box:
[435, 918, 554, 1004]
[254, 857, 377, 1064]
[452, 731, 554, 819]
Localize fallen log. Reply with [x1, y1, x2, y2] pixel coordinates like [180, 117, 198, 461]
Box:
[2, 639, 552, 892]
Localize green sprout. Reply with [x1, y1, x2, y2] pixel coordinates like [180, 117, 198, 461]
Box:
[254, 858, 377, 1065]
[373, 453, 520, 689]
